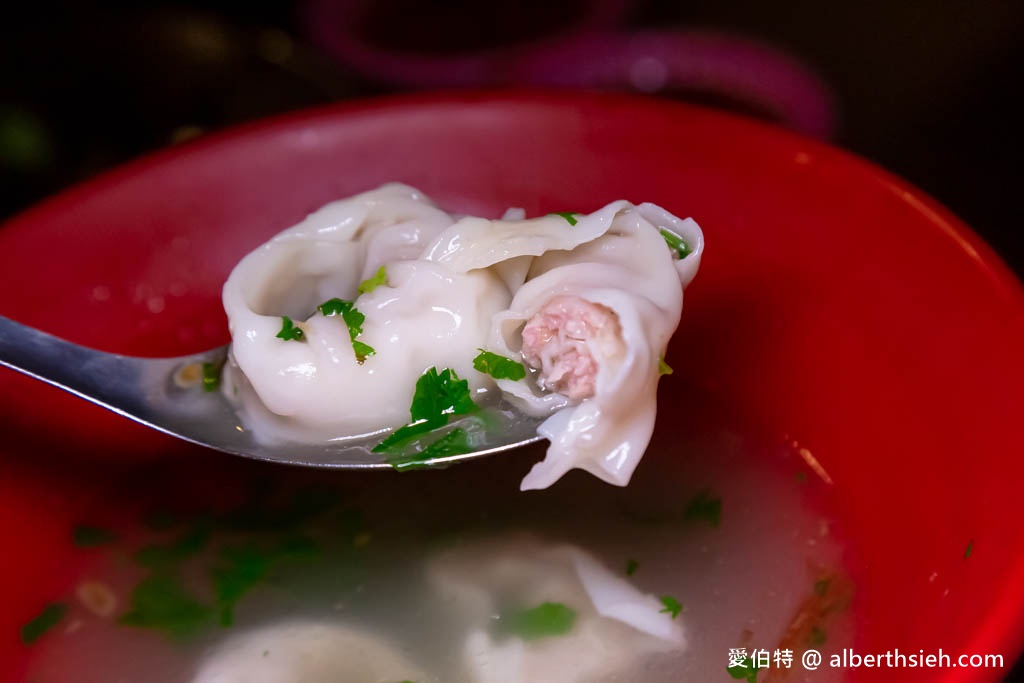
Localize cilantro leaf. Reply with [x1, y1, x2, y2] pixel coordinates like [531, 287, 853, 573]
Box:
[659, 228, 692, 259]
[119, 574, 213, 637]
[352, 340, 375, 363]
[373, 367, 477, 454]
[551, 212, 578, 226]
[499, 602, 576, 640]
[410, 367, 477, 421]
[659, 595, 682, 619]
[211, 537, 320, 626]
[135, 523, 209, 567]
[72, 524, 117, 548]
[727, 656, 762, 682]
[318, 298, 376, 363]
[964, 539, 974, 558]
[683, 489, 722, 527]
[21, 603, 66, 644]
[473, 349, 526, 381]
[657, 355, 673, 376]
[625, 559, 639, 576]
[275, 316, 305, 342]
[390, 428, 473, 471]
[357, 265, 388, 294]
[201, 361, 222, 392]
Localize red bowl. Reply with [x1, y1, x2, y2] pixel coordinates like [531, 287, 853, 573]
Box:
[0, 91, 1021, 681]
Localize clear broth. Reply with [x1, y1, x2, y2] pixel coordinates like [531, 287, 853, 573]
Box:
[23, 391, 851, 682]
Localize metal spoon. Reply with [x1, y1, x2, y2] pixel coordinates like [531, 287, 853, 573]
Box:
[0, 315, 544, 468]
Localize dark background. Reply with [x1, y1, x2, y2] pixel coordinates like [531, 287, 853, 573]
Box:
[2, 0, 1022, 678]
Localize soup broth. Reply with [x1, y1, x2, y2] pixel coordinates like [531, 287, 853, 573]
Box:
[21, 391, 851, 682]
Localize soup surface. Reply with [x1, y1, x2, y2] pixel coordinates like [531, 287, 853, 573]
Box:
[20, 390, 851, 682]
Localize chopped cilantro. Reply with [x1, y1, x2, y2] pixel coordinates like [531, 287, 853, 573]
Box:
[211, 537, 320, 626]
[352, 340, 375, 362]
[657, 355, 673, 376]
[473, 349, 526, 381]
[373, 367, 477, 453]
[551, 212, 578, 226]
[659, 228, 692, 258]
[21, 603, 67, 644]
[201, 361, 222, 392]
[964, 539, 974, 558]
[683, 489, 722, 527]
[317, 298, 347, 317]
[119, 574, 213, 637]
[390, 428, 473, 471]
[809, 625, 827, 645]
[72, 524, 117, 548]
[659, 595, 682, 619]
[318, 298, 375, 363]
[499, 602, 576, 640]
[795, 471, 808, 483]
[275, 316, 305, 342]
[625, 559, 639, 576]
[357, 265, 388, 294]
[727, 656, 763, 682]
[135, 523, 209, 567]
[211, 545, 271, 627]
[813, 578, 831, 597]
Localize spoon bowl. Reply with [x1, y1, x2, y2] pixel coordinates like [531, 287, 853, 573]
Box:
[0, 315, 544, 468]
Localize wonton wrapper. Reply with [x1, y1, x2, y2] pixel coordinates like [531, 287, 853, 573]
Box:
[222, 184, 703, 490]
[426, 535, 684, 683]
[191, 620, 434, 683]
[427, 202, 703, 489]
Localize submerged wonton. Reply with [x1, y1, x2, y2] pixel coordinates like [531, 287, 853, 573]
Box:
[191, 620, 433, 683]
[425, 535, 684, 683]
[222, 184, 703, 488]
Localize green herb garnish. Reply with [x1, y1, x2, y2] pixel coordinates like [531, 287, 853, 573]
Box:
[72, 524, 117, 548]
[813, 578, 831, 597]
[357, 265, 388, 294]
[727, 656, 763, 682]
[551, 212, 578, 226]
[210, 539, 318, 627]
[657, 355, 673, 376]
[373, 367, 477, 453]
[352, 341, 375, 362]
[135, 523, 210, 567]
[659, 595, 682, 619]
[625, 559, 639, 576]
[21, 603, 67, 644]
[318, 298, 375, 363]
[473, 349, 526, 381]
[500, 602, 577, 640]
[201, 361, 222, 392]
[659, 228, 692, 259]
[390, 428, 473, 471]
[275, 316, 305, 342]
[119, 574, 213, 637]
[683, 489, 722, 527]
[964, 539, 974, 558]
[809, 625, 827, 645]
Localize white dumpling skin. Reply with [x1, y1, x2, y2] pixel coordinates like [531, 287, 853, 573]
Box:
[221, 184, 509, 442]
[221, 184, 703, 492]
[191, 620, 433, 683]
[426, 534, 684, 683]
